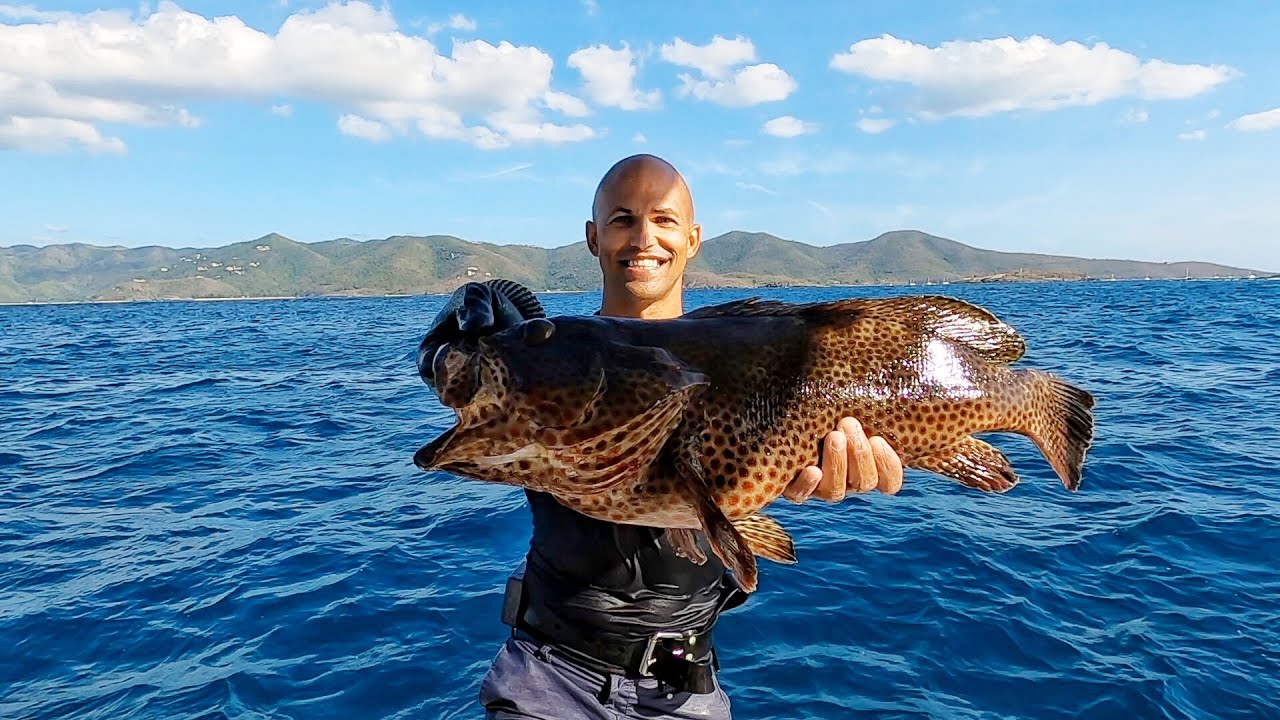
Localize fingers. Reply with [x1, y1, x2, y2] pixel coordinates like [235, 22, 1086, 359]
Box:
[870, 435, 904, 495]
[814, 429, 849, 502]
[785, 418, 906, 503]
[783, 466, 822, 503]
[457, 283, 497, 334]
[841, 417, 878, 494]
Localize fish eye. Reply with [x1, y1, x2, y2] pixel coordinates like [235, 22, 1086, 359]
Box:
[521, 318, 556, 346]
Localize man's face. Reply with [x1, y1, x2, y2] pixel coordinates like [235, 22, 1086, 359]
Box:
[586, 159, 701, 316]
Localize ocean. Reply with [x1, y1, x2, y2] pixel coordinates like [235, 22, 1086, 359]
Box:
[2, 280, 1277, 720]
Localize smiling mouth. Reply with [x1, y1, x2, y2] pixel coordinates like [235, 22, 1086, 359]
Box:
[623, 258, 668, 269]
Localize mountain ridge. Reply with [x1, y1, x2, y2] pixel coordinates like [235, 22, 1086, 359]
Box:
[0, 230, 1270, 303]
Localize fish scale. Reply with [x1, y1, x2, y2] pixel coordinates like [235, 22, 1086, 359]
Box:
[416, 288, 1096, 593]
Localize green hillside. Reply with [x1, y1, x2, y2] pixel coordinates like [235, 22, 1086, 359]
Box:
[0, 230, 1270, 303]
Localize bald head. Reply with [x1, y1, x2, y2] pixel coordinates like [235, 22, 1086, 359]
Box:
[591, 154, 694, 223]
[585, 153, 703, 319]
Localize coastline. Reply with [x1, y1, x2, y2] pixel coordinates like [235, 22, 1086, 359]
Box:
[2, 275, 1274, 308]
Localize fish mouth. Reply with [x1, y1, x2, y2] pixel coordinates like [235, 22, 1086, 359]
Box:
[414, 425, 457, 470]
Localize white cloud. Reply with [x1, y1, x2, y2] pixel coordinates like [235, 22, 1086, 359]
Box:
[1229, 107, 1280, 132]
[662, 36, 796, 107]
[0, 2, 593, 152]
[45, 223, 69, 232]
[676, 64, 796, 107]
[761, 115, 815, 137]
[856, 118, 895, 134]
[1120, 107, 1149, 124]
[477, 162, 532, 179]
[661, 36, 756, 80]
[1178, 129, 1206, 141]
[0, 115, 125, 153]
[808, 200, 833, 217]
[582, 0, 598, 16]
[169, 106, 201, 128]
[270, 104, 293, 117]
[735, 181, 776, 195]
[632, 132, 646, 144]
[830, 34, 1236, 118]
[338, 114, 391, 142]
[568, 44, 660, 110]
[756, 150, 938, 179]
[543, 90, 590, 117]
[427, 13, 477, 34]
[0, 4, 74, 22]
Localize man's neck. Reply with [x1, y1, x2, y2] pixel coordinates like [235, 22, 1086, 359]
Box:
[599, 293, 684, 320]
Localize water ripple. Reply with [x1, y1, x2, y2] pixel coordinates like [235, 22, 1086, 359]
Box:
[3, 282, 1279, 719]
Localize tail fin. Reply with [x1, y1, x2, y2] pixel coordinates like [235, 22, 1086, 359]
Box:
[1021, 372, 1096, 490]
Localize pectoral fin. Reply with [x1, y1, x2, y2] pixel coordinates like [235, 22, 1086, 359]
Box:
[915, 436, 1019, 493]
[547, 381, 703, 494]
[691, 489, 759, 593]
[673, 437, 760, 592]
[732, 513, 797, 564]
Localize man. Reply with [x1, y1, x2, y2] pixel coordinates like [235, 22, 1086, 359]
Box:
[419, 154, 903, 719]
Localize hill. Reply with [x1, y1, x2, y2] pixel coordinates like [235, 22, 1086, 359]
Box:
[0, 230, 1269, 303]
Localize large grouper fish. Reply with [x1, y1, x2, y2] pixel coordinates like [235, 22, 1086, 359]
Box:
[415, 280, 1095, 593]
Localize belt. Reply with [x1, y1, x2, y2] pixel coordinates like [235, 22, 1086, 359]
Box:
[516, 608, 719, 693]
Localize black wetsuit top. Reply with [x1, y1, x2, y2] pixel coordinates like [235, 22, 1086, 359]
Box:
[520, 488, 742, 648]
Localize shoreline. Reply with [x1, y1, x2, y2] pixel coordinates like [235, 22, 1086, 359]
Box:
[1, 275, 1275, 308]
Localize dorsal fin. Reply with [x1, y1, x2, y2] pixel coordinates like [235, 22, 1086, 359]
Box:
[867, 296, 1026, 364]
[484, 279, 546, 320]
[683, 295, 1025, 364]
[681, 297, 785, 318]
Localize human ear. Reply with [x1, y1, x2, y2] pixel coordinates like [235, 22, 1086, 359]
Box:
[686, 223, 702, 259]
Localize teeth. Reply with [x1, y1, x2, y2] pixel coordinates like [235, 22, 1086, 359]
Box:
[627, 259, 661, 268]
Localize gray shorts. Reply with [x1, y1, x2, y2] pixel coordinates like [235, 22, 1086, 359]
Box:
[479, 633, 733, 719]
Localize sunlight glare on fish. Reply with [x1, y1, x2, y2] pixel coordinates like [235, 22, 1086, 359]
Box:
[923, 337, 982, 399]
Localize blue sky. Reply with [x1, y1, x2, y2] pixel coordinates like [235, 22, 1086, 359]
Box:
[2, 1, 1278, 271]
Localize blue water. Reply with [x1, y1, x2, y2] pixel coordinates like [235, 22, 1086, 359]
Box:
[3, 281, 1278, 720]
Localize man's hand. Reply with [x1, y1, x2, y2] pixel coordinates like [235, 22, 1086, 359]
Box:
[417, 281, 537, 389]
[784, 417, 904, 502]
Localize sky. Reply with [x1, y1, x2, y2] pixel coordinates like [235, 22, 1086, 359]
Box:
[2, 1, 1278, 271]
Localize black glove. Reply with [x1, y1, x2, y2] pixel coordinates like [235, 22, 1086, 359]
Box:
[416, 280, 547, 389]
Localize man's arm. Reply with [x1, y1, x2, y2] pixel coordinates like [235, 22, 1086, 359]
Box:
[784, 417, 904, 502]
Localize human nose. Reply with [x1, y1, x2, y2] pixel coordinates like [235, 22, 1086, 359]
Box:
[629, 219, 658, 249]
